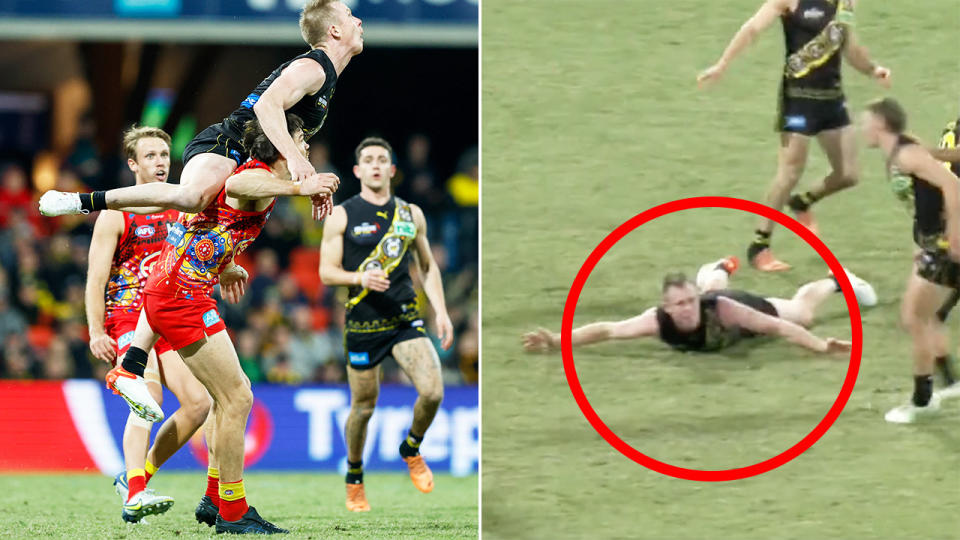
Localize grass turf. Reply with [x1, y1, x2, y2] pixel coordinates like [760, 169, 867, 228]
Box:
[481, 0, 960, 539]
[0, 473, 476, 538]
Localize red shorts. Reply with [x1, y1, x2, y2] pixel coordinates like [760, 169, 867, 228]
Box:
[143, 293, 226, 351]
[104, 311, 173, 362]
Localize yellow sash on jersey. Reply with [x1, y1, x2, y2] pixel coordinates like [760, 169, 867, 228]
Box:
[784, 0, 854, 80]
[346, 198, 417, 308]
[940, 120, 958, 169]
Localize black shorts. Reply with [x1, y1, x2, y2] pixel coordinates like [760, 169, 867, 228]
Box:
[344, 322, 428, 371]
[917, 249, 960, 290]
[776, 95, 850, 136]
[182, 121, 248, 166]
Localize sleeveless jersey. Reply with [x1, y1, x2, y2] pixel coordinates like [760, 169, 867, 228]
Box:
[104, 209, 179, 318]
[224, 49, 338, 141]
[940, 119, 960, 177]
[145, 160, 276, 299]
[781, 0, 848, 97]
[888, 135, 948, 250]
[341, 195, 418, 330]
[656, 290, 775, 352]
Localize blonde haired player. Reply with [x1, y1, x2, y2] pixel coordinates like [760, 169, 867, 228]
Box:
[40, 0, 361, 221]
[523, 257, 875, 355]
[86, 126, 212, 523]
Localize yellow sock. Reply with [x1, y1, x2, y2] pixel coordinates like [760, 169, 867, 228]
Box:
[144, 459, 158, 476]
[208, 466, 219, 479]
[128, 468, 145, 479]
[219, 480, 245, 502]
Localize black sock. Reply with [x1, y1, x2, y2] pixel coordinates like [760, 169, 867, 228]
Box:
[936, 355, 956, 386]
[399, 430, 423, 458]
[788, 192, 819, 212]
[912, 374, 934, 407]
[121, 346, 149, 377]
[829, 274, 842, 293]
[79, 191, 107, 212]
[346, 460, 363, 484]
[747, 230, 772, 259]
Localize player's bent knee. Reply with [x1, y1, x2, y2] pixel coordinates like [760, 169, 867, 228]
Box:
[350, 404, 376, 421]
[839, 170, 859, 188]
[420, 386, 444, 407]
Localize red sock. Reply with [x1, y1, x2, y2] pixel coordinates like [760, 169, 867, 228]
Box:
[127, 469, 146, 502]
[144, 471, 153, 484]
[218, 479, 248, 522]
[206, 467, 221, 505]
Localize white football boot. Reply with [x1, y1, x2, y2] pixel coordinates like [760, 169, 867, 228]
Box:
[122, 489, 174, 523]
[884, 392, 941, 424]
[106, 367, 164, 423]
[38, 190, 84, 216]
[836, 267, 878, 307]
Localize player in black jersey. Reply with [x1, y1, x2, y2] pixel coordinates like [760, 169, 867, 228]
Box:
[862, 98, 960, 423]
[522, 257, 866, 355]
[320, 137, 454, 512]
[39, 0, 360, 220]
[698, 0, 890, 272]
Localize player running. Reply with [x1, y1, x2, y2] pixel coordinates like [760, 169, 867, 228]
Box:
[86, 126, 212, 523]
[39, 0, 361, 220]
[105, 114, 338, 533]
[522, 257, 874, 355]
[698, 0, 890, 271]
[862, 98, 960, 423]
[320, 137, 453, 512]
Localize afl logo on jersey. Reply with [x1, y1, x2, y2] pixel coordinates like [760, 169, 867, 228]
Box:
[135, 225, 155, 238]
[384, 237, 402, 258]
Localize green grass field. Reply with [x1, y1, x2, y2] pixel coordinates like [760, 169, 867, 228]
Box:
[482, 1, 959, 539]
[0, 473, 476, 538]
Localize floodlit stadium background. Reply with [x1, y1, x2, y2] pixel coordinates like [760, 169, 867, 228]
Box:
[0, 0, 478, 477]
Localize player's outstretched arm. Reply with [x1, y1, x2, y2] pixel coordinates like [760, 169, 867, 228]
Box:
[522, 308, 659, 353]
[85, 210, 124, 363]
[254, 59, 327, 182]
[842, 29, 890, 86]
[224, 169, 338, 201]
[899, 145, 960, 260]
[717, 297, 850, 353]
[931, 146, 960, 164]
[410, 204, 453, 350]
[698, 0, 786, 87]
[319, 206, 390, 291]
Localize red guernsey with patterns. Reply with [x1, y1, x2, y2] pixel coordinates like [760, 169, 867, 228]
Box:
[144, 160, 275, 300]
[104, 210, 178, 357]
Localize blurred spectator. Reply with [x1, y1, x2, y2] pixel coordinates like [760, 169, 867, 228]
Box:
[286, 305, 337, 381]
[0, 165, 33, 229]
[0, 292, 26, 347]
[446, 146, 479, 271]
[236, 329, 264, 383]
[247, 248, 280, 309]
[43, 336, 74, 379]
[3, 334, 36, 379]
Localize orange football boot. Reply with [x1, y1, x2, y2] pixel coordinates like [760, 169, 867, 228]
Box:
[403, 455, 434, 493]
[345, 483, 371, 512]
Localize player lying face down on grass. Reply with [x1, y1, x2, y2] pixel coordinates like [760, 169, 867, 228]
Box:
[103, 113, 338, 534]
[522, 257, 875, 355]
[861, 97, 960, 424]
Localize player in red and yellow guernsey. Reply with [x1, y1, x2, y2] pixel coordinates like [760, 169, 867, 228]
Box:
[86, 126, 212, 523]
[106, 113, 338, 534]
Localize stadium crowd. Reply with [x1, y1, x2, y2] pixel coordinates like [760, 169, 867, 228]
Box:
[0, 133, 478, 386]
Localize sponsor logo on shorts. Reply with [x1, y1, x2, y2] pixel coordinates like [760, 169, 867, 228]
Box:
[348, 352, 370, 366]
[785, 115, 807, 130]
[134, 225, 155, 238]
[118, 331, 135, 349]
[202, 309, 220, 328]
[411, 319, 424, 328]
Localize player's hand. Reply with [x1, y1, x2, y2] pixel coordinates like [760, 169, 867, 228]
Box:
[436, 312, 454, 351]
[89, 333, 117, 363]
[697, 62, 726, 88]
[300, 172, 340, 197]
[288, 155, 317, 183]
[824, 338, 852, 354]
[219, 264, 249, 304]
[522, 328, 558, 353]
[872, 65, 891, 88]
[360, 268, 390, 292]
[310, 193, 334, 221]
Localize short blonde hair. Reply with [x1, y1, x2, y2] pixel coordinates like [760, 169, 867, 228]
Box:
[299, 0, 339, 46]
[122, 126, 171, 161]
